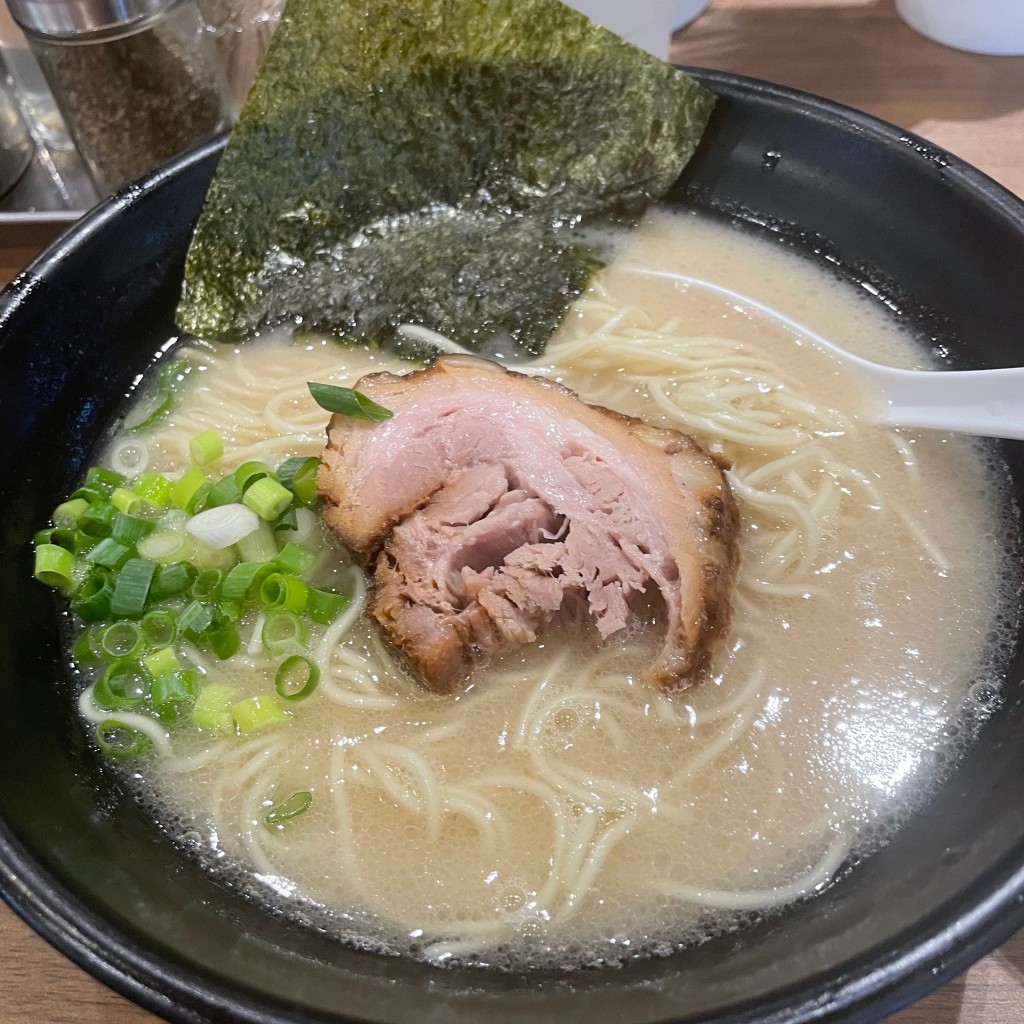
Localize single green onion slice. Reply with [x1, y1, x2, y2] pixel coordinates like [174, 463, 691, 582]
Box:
[186, 482, 213, 515]
[223, 561, 270, 600]
[53, 497, 90, 529]
[243, 476, 293, 521]
[34, 543, 76, 588]
[72, 624, 105, 666]
[277, 456, 320, 505]
[307, 382, 393, 422]
[149, 561, 196, 601]
[204, 474, 242, 509]
[110, 558, 158, 618]
[264, 791, 312, 830]
[231, 695, 289, 735]
[95, 720, 150, 759]
[141, 609, 177, 647]
[274, 542, 316, 577]
[191, 567, 224, 600]
[111, 512, 156, 546]
[124, 390, 173, 432]
[133, 471, 173, 509]
[142, 646, 180, 678]
[260, 573, 308, 613]
[71, 571, 115, 622]
[100, 621, 144, 659]
[261, 610, 307, 656]
[272, 507, 298, 533]
[78, 502, 115, 538]
[179, 600, 216, 640]
[234, 461, 273, 493]
[187, 503, 259, 550]
[137, 530, 193, 565]
[208, 614, 241, 660]
[94, 660, 150, 710]
[110, 487, 143, 515]
[169, 467, 208, 510]
[306, 587, 351, 625]
[151, 669, 198, 709]
[85, 466, 127, 494]
[192, 683, 236, 731]
[275, 655, 320, 702]
[237, 519, 278, 563]
[189, 429, 224, 467]
[86, 537, 132, 570]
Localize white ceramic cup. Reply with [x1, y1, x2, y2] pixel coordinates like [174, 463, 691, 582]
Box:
[896, 0, 1024, 56]
[562, 0, 681, 59]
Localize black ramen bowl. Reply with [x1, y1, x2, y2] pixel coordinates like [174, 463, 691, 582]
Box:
[1, 69, 1023, 1024]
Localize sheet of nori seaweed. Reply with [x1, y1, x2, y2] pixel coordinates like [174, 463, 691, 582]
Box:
[176, 0, 714, 354]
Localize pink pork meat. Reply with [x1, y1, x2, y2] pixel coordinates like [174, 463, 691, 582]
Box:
[318, 354, 739, 692]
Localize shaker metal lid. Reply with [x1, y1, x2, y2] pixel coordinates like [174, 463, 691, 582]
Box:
[6, 0, 179, 36]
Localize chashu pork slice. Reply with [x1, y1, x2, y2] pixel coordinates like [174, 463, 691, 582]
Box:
[318, 354, 739, 692]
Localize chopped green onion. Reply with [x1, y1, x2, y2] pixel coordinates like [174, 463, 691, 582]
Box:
[220, 599, 242, 621]
[71, 571, 115, 622]
[111, 512, 156, 546]
[192, 683, 236, 731]
[232, 695, 289, 735]
[191, 567, 223, 600]
[237, 519, 278, 563]
[141, 608, 177, 647]
[272, 507, 298, 532]
[69, 483, 106, 504]
[274, 542, 316, 577]
[186, 482, 213, 515]
[260, 573, 308, 613]
[34, 543, 75, 588]
[204, 474, 242, 509]
[189, 429, 224, 467]
[264, 790, 312, 830]
[306, 587, 351, 625]
[100, 621, 144, 659]
[234, 461, 274, 493]
[190, 538, 238, 572]
[151, 669, 197, 709]
[187, 503, 258, 549]
[95, 720, 150, 758]
[157, 358, 191, 390]
[73, 624, 105, 665]
[243, 476, 293, 521]
[94, 660, 150, 710]
[111, 487, 142, 515]
[86, 538, 132, 570]
[207, 614, 240, 660]
[124, 390, 172, 432]
[275, 655, 319, 702]
[53, 498, 89, 529]
[137, 530, 194, 565]
[170, 467, 208, 510]
[149, 561, 196, 601]
[86, 466, 126, 495]
[277, 456, 320, 505]
[143, 646, 180, 677]
[179, 600, 215, 641]
[110, 558, 157, 617]
[133, 471, 173, 509]
[222, 561, 271, 601]
[78, 502, 115, 538]
[261, 610, 307, 656]
[307, 382, 393, 422]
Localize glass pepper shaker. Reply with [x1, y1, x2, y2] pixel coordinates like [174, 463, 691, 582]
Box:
[5, 0, 233, 195]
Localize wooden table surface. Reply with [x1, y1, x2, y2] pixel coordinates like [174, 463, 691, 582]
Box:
[2, 0, 1023, 1020]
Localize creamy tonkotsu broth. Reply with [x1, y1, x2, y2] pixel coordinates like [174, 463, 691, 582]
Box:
[89, 209, 1018, 969]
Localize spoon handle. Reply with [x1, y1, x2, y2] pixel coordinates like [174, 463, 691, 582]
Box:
[867, 365, 1024, 440]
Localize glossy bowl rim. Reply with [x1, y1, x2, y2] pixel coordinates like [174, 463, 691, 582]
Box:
[1, 68, 1023, 1024]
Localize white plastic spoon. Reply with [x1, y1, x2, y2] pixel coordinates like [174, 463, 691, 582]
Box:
[629, 268, 1024, 442]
